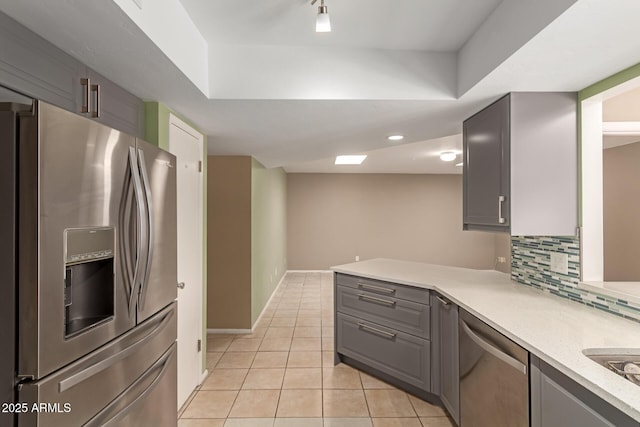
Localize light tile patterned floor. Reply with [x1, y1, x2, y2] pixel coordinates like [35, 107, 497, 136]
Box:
[179, 272, 455, 427]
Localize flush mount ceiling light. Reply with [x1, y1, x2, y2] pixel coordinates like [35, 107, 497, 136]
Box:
[311, 0, 331, 32]
[439, 151, 457, 162]
[335, 155, 367, 165]
[387, 135, 404, 141]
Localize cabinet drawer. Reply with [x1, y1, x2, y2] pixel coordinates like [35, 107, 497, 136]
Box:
[335, 273, 429, 304]
[336, 312, 430, 391]
[336, 285, 430, 339]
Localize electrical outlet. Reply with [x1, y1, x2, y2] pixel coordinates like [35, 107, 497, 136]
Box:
[550, 252, 569, 275]
[355, 255, 360, 262]
[497, 257, 507, 264]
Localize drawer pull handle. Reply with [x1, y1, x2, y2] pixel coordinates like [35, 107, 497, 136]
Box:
[357, 283, 396, 294]
[358, 294, 396, 306]
[357, 322, 396, 339]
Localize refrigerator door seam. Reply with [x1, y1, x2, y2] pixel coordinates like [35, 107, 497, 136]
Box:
[136, 148, 154, 311]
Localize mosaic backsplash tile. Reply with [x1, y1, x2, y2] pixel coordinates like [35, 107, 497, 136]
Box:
[511, 236, 640, 323]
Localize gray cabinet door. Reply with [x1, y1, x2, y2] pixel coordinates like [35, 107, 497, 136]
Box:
[530, 355, 638, 427]
[336, 312, 431, 391]
[0, 12, 144, 139]
[86, 68, 145, 138]
[437, 295, 459, 426]
[463, 94, 510, 231]
[0, 12, 85, 113]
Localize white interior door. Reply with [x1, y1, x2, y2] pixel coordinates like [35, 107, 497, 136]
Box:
[168, 114, 204, 409]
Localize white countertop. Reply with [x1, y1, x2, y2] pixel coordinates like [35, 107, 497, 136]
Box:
[331, 258, 640, 422]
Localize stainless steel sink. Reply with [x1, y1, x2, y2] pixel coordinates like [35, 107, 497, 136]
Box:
[583, 348, 640, 386]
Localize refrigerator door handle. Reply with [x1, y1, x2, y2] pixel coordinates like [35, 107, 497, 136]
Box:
[83, 345, 175, 427]
[127, 146, 148, 316]
[58, 308, 174, 393]
[136, 148, 154, 311]
[120, 171, 135, 311]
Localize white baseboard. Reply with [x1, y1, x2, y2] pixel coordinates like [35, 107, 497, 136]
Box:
[198, 369, 209, 385]
[286, 269, 333, 273]
[206, 270, 332, 335]
[206, 328, 252, 334]
[251, 273, 287, 329]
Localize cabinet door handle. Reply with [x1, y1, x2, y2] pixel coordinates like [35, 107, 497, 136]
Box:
[357, 283, 396, 294]
[357, 323, 396, 339]
[91, 84, 101, 118]
[80, 78, 91, 114]
[357, 294, 396, 306]
[436, 295, 451, 308]
[498, 195, 506, 224]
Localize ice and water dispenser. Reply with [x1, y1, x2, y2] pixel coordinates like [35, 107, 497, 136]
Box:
[64, 227, 115, 338]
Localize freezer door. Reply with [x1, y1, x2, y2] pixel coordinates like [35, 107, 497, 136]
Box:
[18, 101, 138, 380]
[135, 138, 177, 323]
[18, 302, 177, 427]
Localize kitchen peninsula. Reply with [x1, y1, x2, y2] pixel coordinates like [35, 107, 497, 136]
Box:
[332, 258, 640, 425]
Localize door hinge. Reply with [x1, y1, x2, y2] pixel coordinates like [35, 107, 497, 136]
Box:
[198, 160, 202, 172]
[197, 339, 202, 352]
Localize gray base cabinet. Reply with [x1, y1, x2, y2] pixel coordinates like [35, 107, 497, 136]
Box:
[0, 12, 144, 138]
[431, 294, 460, 426]
[334, 273, 432, 393]
[336, 312, 431, 390]
[530, 355, 639, 427]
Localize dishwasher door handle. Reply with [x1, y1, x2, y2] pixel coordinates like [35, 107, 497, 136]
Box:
[461, 320, 527, 375]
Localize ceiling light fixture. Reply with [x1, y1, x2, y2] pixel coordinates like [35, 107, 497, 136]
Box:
[311, 0, 331, 32]
[387, 135, 404, 141]
[439, 151, 457, 162]
[456, 162, 463, 167]
[335, 155, 367, 165]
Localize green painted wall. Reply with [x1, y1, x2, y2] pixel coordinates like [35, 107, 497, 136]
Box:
[579, 63, 640, 101]
[144, 101, 209, 373]
[251, 159, 288, 325]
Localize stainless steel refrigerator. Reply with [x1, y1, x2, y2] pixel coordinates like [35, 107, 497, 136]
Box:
[0, 99, 178, 426]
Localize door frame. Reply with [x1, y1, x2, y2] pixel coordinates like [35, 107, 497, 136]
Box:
[168, 113, 206, 407]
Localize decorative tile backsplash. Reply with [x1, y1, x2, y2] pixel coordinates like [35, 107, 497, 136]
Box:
[511, 236, 640, 322]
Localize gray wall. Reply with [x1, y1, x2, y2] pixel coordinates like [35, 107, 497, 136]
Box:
[287, 173, 504, 270]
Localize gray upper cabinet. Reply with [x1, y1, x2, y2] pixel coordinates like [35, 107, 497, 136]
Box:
[463, 92, 578, 235]
[530, 355, 639, 427]
[84, 68, 145, 138]
[0, 12, 84, 113]
[463, 95, 510, 231]
[0, 12, 144, 138]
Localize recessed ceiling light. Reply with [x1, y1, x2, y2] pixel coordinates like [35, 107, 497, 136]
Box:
[387, 135, 404, 141]
[439, 151, 457, 162]
[335, 155, 367, 165]
[456, 162, 463, 167]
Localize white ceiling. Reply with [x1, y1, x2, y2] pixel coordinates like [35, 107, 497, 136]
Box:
[2, 0, 640, 173]
[181, 0, 502, 51]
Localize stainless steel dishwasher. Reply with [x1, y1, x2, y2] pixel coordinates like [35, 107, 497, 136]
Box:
[459, 309, 529, 426]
